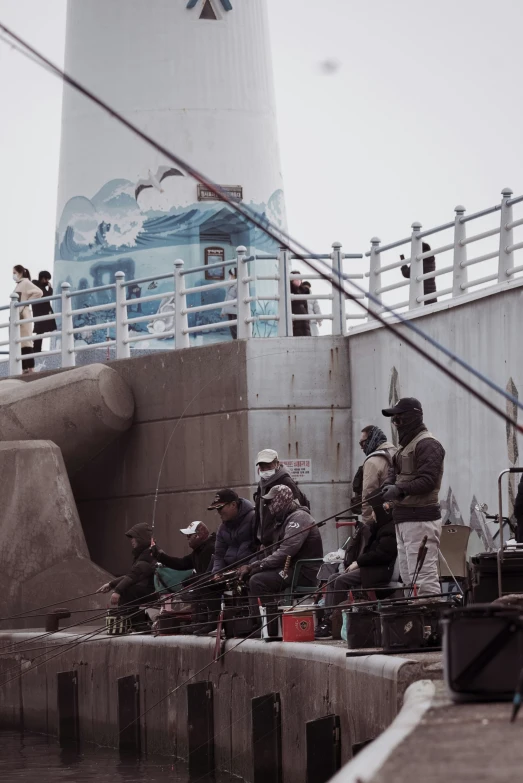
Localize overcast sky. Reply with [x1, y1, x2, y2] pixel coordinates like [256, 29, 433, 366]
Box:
[0, 0, 522, 311]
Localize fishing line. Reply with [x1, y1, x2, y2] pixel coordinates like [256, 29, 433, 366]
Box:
[0, 21, 521, 434]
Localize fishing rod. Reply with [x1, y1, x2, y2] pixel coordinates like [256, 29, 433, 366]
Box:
[0, 589, 106, 623]
[0, 22, 521, 439]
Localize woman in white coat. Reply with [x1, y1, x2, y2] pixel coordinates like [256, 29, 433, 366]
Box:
[221, 267, 238, 339]
[302, 280, 322, 336]
[12, 265, 43, 374]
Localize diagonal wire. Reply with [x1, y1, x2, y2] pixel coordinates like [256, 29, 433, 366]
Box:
[0, 20, 521, 435]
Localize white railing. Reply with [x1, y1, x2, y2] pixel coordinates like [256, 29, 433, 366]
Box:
[2, 186, 523, 375]
[364, 187, 523, 320]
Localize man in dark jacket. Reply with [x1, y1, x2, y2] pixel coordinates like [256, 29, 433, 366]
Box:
[290, 271, 311, 336]
[381, 397, 445, 595]
[240, 485, 323, 606]
[151, 521, 215, 575]
[97, 522, 155, 608]
[400, 242, 437, 305]
[32, 270, 58, 353]
[254, 448, 310, 546]
[315, 498, 397, 639]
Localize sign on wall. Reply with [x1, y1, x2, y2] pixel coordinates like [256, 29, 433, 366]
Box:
[197, 184, 243, 202]
[281, 459, 312, 481]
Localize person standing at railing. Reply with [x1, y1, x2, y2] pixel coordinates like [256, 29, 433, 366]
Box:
[400, 242, 437, 305]
[221, 267, 238, 339]
[12, 265, 42, 375]
[302, 280, 323, 336]
[31, 271, 57, 353]
[290, 271, 311, 336]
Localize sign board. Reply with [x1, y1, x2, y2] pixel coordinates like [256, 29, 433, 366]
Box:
[205, 246, 225, 280]
[197, 184, 243, 202]
[280, 459, 312, 481]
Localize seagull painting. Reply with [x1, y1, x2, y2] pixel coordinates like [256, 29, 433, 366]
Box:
[135, 166, 184, 201]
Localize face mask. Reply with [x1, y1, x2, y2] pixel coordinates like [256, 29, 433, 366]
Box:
[12, 274, 20, 282]
[259, 469, 276, 480]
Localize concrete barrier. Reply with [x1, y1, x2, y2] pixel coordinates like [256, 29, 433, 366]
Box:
[0, 440, 110, 627]
[0, 632, 443, 782]
[0, 364, 134, 474]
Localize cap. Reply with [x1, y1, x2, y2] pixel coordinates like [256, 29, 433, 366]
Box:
[256, 448, 278, 465]
[207, 488, 239, 510]
[180, 521, 203, 535]
[382, 397, 423, 417]
[262, 485, 283, 501]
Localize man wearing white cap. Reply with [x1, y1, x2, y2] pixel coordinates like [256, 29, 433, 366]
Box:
[151, 521, 215, 576]
[254, 448, 310, 547]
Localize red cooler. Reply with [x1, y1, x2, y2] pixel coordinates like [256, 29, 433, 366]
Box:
[282, 611, 315, 642]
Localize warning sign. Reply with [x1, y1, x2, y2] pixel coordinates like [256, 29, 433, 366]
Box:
[280, 459, 312, 481]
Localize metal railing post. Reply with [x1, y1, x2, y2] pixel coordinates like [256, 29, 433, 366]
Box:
[498, 187, 514, 282]
[367, 237, 383, 319]
[408, 221, 423, 309]
[115, 271, 130, 359]
[9, 294, 20, 376]
[61, 282, 76, 368]
[452, 205, 467, 296]
[277, 247, 288, 337]
[330, 241, 344, 336]
[174, 260, 190, 349]
[236, 245, 251, 340]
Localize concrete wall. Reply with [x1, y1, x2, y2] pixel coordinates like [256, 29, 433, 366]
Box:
[348, 282, 523, 554]
[71, 336, 351, 574]
[0, 632, 441, 783]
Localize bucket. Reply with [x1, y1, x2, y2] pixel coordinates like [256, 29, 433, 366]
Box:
[282, 610, 315, 642]
[342, 607, 379, 649]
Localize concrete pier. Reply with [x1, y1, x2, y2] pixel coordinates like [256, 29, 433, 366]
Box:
[0, 631, 442, 783]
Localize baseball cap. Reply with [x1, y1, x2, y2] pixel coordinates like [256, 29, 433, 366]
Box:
[256, 448, 278, 465]
[382, 397, 423, 417]
[207, 488, 239, 510]
[180, 521, 203, 535]
[262, 485, 284, 501]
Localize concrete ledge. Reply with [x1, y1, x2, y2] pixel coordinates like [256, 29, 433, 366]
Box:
[0, 631, 442, 783]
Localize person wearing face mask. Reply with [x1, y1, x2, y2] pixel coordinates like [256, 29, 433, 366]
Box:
[253, 449, 310, 547]
[239, 484, 323, 608]
[12, 265, 43, 374]
[380, 398, 445, 595]
[359, 425, 397, 525]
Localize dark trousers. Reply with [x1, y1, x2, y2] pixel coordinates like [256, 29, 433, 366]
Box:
[227, 314, 237, 339]
[324, 569, 362, 609]
[21, 347, 34, 370]
[118, 583, 155, 609]
[248, 568, 317, 610]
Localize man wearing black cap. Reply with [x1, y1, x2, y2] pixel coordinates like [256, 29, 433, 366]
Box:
[381, 397, 445, 595]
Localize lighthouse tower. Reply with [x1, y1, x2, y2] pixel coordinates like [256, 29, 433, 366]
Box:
[55, 0, 286, 342]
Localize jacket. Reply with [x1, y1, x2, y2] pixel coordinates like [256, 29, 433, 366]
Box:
[254, 465, 310, 546]
[212, 499, 257, 572]
[31, 281, 57, 334]
[13, 278, 43, 348]
[156, 533, 216, 575]
[357, 518, 397, 587]
[255, 505, 323, 580]
[109, 523, 156, 596]
[361, 442, 397, 524]
[291, 283, 311, 337]
[401, 252, 437, 304]
[386, 430, 445, 522]
[221, 282, 237, 316]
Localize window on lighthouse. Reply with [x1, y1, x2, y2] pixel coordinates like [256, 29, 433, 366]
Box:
[200, 0, 218, 19]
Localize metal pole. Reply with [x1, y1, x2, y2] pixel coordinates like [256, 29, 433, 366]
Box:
[497, 469, 510, 597]
[277, 248, 288, 337]
[330, 241, 344, 336]
[174, 260, 190, 349]
[284, 249, 293, 336]
[498, 187, 514, 282]
[60, 282, 76, 368]
[115, 271, 130, 359]
[236, 245, 251, 340]
[367, 237, 382, 320]
[408, 221, 423, 310]
[8, 294, 19, 377]
[452, 205, 467, 296]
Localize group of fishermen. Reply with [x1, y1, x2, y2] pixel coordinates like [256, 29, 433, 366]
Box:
[98, 397, 445, 639]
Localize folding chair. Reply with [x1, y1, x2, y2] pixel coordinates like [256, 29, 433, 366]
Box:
[438, 524, 471, 596]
